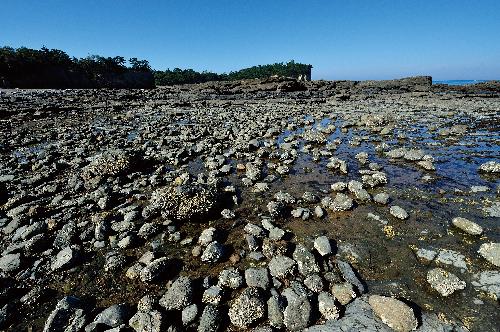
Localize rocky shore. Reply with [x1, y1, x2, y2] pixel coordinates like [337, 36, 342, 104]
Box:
[0, 77, 499, 331]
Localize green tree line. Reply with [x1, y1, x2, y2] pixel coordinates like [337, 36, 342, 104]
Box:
[0, 46, 312, 87]
[154, 60, 312, 86]
[0, 46, 152, 88]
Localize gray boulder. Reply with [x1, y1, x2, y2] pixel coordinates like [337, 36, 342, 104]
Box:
[198, 305, 220, 332]
[0, 253, 21, 273]
[228, 287, 265, 328]
[51, 246, 79, 271]
[43, 296, 86, 332]
[268, 255, 296, 279]
[293, 244, 320, 276]
[159, 276, 193, 311]
[245, 268, 270, 289]
[85, 304, 129, 331]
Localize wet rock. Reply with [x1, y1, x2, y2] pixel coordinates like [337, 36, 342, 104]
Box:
[201, 241, 224, 263]
[451, 217, 483, 235]
[478, 242, 500, 267]
[435, 249, 467, 270]
[471, 270, 500, 299]
[44, 296, 86, 332]
[418, 312, 469, 331]
[228, 287, 265, 328]
[327, 157, 348, 174]
[484, 201, 500, 218]
[159, 276, 193, 311]
[390, 205, 409, 220]
[368, 295, 417, 332]
[268, 255, 296, 279]
[427, 268, 466, 296]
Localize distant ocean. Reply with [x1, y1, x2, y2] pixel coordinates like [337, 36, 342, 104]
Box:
[432, 80, 491, 86]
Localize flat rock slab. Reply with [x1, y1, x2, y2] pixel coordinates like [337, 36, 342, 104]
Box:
[368, 295, 417, 332]
[471, 270, 500, 299]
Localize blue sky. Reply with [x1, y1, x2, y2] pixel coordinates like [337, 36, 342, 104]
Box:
[1, 0, 499, 80]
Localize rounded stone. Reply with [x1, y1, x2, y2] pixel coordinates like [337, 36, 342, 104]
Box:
[368, 295, 418, 332]
[451, 217, 483, 236]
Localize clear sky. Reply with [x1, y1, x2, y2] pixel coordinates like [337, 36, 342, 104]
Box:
[1, 0, 499, 80]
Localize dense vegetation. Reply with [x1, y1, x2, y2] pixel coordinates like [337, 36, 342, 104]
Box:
[0, 46, 153, 88]
[0, 46, 312, 88]
[154, 61, 312, 86]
